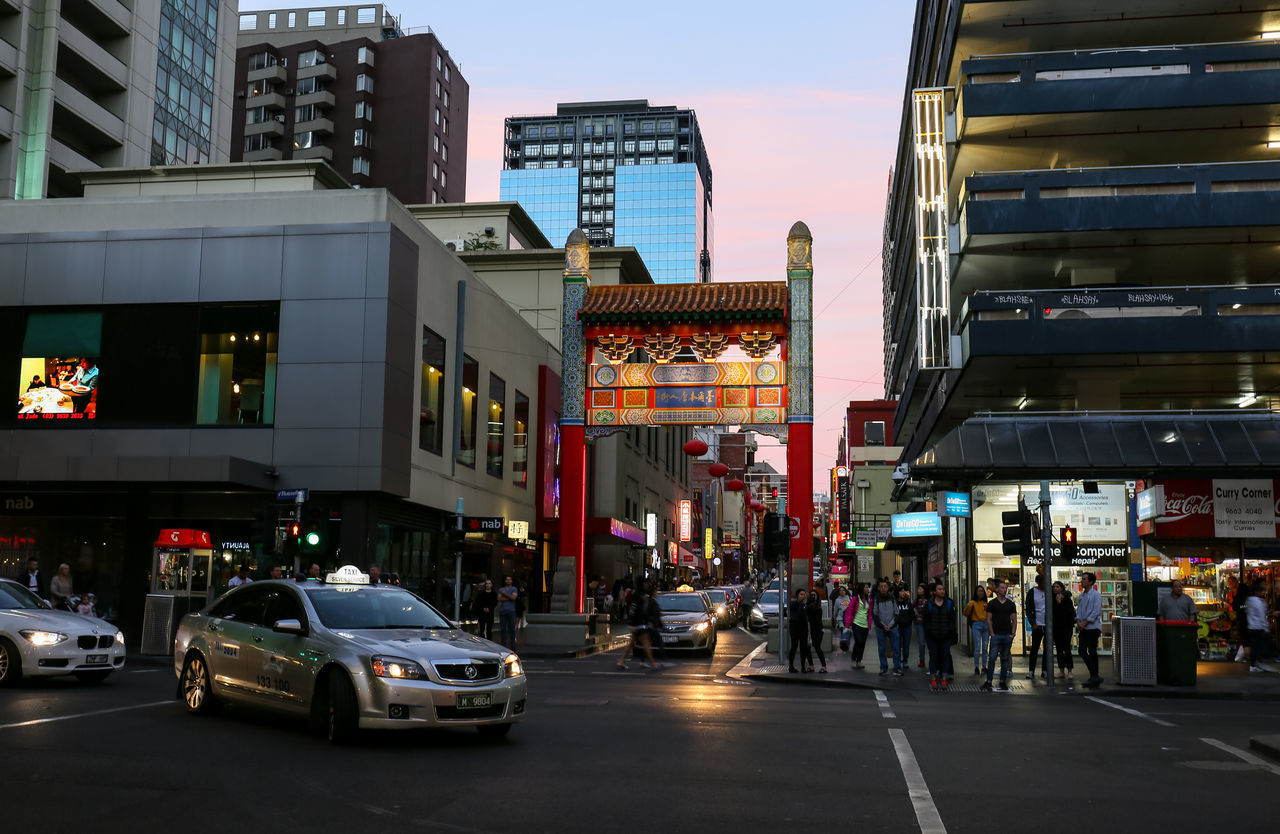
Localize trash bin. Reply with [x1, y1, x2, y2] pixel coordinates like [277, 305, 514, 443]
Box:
[1156, 621, 1199, 686]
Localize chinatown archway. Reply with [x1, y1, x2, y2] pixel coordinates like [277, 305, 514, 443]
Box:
[556, 223, 814, 613]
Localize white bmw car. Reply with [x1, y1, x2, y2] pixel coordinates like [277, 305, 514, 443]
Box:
[0, 579, 126, 685]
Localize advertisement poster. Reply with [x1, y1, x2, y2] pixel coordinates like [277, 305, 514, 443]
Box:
[17, 356, 99, 420]
[1212, 479, 1275, 539]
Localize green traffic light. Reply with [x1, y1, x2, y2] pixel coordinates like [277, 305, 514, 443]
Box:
[305, 531, 321, 546]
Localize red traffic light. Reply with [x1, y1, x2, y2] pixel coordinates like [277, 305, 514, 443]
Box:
[1061, 526, 1076, 544]
[287, 522, 301, 538]
[771, 488, 778, 498]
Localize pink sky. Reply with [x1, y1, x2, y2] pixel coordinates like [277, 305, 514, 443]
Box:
[241, 1, 917, 489]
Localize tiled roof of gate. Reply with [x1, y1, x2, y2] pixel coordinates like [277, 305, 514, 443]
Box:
[579, 281, 788, 322]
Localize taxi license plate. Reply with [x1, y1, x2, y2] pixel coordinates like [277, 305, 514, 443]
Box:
[86, 654, 108, 664]
[457, 693, 492, 710]
[662, 634, 678, 644]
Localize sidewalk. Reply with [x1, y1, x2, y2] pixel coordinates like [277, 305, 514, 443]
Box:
[730, 640, 1280, 700]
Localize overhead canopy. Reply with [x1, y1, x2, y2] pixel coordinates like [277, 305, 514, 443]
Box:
[911, 414, 1280, 480]
[579, 281, 787, 325]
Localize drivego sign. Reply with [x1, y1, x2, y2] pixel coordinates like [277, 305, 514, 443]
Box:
[890, 512, 942, 538]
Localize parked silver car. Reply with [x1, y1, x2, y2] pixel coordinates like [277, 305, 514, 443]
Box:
[0, 579, 125, 685]
[173, 566, 527, 743]
[748, 589, 781, 632]
[654, 592, 718, 655]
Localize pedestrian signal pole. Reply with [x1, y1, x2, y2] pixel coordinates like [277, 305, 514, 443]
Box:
[778, 495, 788, 666]
[1039, 481, 1054, 687]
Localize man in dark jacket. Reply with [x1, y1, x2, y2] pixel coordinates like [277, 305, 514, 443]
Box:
[922, 582, 959, 687]
[872, 581, 902, 676]
[15, 557, 48, 599]
[787, 588, 813, 673]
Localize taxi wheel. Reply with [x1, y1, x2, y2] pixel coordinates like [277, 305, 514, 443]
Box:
[327, 673, 359, 744]
[477, 723, 512, 739]
[181, 653, 219, 714]
[0, 638, 21, 686]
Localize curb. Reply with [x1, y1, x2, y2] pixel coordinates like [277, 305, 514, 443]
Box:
[518, 634, 631, 659]
[1249, 735, 1280, 762]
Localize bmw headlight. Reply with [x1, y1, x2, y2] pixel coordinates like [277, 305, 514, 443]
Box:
[115, 631, 126, 648]
[504, 653, 524, 678]
[20, 629, 67, 647]
[694, 620, 711, 632]
[370, 655, 427, 680]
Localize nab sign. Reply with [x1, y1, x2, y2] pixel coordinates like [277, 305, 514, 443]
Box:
[464, 516, 504, 533]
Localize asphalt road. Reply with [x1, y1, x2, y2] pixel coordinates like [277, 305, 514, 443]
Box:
[4, 627, 1280, 833]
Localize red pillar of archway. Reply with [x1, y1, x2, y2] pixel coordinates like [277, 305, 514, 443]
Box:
[561, 424, 586, 613]
[786, 221, 814, 590]
[788, 424, 813, 590]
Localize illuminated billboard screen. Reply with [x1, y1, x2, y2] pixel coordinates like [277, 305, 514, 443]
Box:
[17, 312, 102, 421]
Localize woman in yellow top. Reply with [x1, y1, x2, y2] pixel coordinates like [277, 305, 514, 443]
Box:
[963, 586, 990, 676]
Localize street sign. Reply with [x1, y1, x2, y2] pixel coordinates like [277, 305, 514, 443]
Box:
[855, 529, 877, 547]
[464, 516, 504, 533]
[788, 516, 801, 539]
[858, 554, 873, 574]
[276, 488, 309, 502]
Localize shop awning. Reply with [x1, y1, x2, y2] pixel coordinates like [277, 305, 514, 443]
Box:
[910, 414, 1280, 480]
[584, 517, 646, 545]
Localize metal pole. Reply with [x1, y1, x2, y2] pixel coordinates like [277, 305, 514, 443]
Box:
[454, 497, 464, 621]
[778, 495, 788, 665]
[1040, 481, 1054, 686]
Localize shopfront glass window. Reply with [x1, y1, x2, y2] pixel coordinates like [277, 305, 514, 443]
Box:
[457, 354, 478, 467]
[195, 305, 278, 425]
[420, 326, 445, 455]
[487, 374, 505, 478]
[513, 391, 529, 488]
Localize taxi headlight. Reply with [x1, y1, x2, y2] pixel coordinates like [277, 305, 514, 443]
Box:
[20, 629, 67, 647]
[370, 655, 427, 680]
[694, 620, 711, 632]
[751, 606, 764, 620]
[503, 653, 524, 678]
[717, 605, 726, 614]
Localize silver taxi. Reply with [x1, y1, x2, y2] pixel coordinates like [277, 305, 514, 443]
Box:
[173, 566, 526, 743]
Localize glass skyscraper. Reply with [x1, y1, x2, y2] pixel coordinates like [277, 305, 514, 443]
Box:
[500, 100, 713, 284]
[153, 0, 223, 165]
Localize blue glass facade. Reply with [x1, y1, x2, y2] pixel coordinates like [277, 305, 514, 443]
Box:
[500, 167, 581, 249]
[153, 0, 220, 165]
[614, 165, 701, 284]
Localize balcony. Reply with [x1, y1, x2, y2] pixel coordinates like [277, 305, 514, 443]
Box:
[296, 63, 337, 83]
[244, 119, 283, 138]
[0, 35, 17, 77]
[57, 17, 128, 91]
[243, 146, 283, 163]
[954, 161, 1280, 293]
[293, 117, 333, 136]
[52, 77, 123, 145]
[0, 104, 14, 139]
[246, 91, 285, 111]
[293, 145, 332, 162]
[295, 89, 335, 110]
[954, 40, 1280, 172]
[247, 64, 286, 85]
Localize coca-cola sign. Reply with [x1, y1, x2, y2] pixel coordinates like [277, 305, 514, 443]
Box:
[1140, 479, 1280, 539]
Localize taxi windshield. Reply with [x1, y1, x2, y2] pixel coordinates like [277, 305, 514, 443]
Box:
[0, 582, 47, 610]
[307, 587, 452, 630]
[657, 594, 707, 613]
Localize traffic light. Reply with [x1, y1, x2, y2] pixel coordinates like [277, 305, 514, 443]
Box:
[771, 487, 778, 499]
[762, 511, 789, 564]
[300, 504, 325, 550]
[286, 521, 301, 543]
[1001, 500, 1033, 557]
[1061, 526, 1078, 562]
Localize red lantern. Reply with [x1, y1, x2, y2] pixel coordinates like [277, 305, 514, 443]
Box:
[750, 501, 766, 513]
[708, 462, 729, 478]
[725, 478, 745, 492]
[683, 438, 709, 456]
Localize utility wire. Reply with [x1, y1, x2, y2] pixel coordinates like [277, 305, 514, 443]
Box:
[815, 251, 881, 319]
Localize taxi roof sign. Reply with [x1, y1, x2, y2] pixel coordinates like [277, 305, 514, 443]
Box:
[326, 565, 370, 585]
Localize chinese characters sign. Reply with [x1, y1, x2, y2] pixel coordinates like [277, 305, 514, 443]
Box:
[586, 361, 786, 426]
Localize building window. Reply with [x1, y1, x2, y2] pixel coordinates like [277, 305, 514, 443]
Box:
[433, 162, 439, 179]
[641, 121, 654, 133]
[307, 10, 325, 26]
[440, 171, 446, 188]
[457, 354, 478, 467]
[433, 134, 440, 151]
[561, 161, 573, 168]
[196, 306, 279, 425]
[295, 76, 322, 95]
[657, 138, 674, 152]
[287, 12, 296, 27]
[623, 140, 635, 153]
[441, 144, 447, 162]
[352, 156, 370, 176]
[268, 13, 276, 27]
[435, 108, 441, 125]
[357, 7, 376, 24]
[293, 131, 317, 150]
[431, 190, 438, 203]
[247, 52, 277, 71]
[420, 327, 446, 455]
[864, 421, 886, 447]
[354, 128, 370, 147]
[245, 106, 270, 124]
[443, 90, 449, 107]
[487, 374, 505, 478]
[435, 80, 441, 97]
[442, 117, 448, 134]
[297, 49, 326, 68]
[624, 122, 635, 135]
[542, 143, 557, 157]
[657, 156, 673, 164]
[562, 142, 572, 155]
[243, 134, 274, 152]
[544, 125, 558, 138]
[357, 46, 374, 66]
[444, 65, 450, 81]
[356, 74, 374, 93]
[564, 125, 574, 138]
[295, 104, 320, 123]
[513, 391, 529, 487]
[639, 156, 654, 165]
[337, 9, 345, 24]
[239, 14, 257, 30]
[658, 120, 673, 132]
[581, 210, 591, 223]
[355, 101, 373, 121]
[436, 53, 442, 71]
[639, 139, 655, 153]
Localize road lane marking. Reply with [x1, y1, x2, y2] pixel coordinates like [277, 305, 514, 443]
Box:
[873, 689, 896, 719]
[0, 700, 170, 731]
[1202, 738, 1280, 777]
[1084, 696, 1175, 727]
[888, 729, 947, 834]
[725, 640, 770, 679]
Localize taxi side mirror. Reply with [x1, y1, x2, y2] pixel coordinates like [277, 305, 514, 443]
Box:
[272, 618, 306, 636]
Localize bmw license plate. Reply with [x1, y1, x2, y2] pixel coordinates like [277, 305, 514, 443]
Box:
[457, 693, 492, 709]
[86, 654, 108, 664]
[662, 634, 678, 644]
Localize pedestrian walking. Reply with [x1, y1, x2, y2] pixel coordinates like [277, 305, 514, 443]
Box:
[472, 579, 497, 640]
[981, 580, 1017, 692]
[1052, 581, 1076, 684]
[963, 585, 989, 676]
[922, 582, 958, 688]
[1246, 580, 1272, 672]
[497, 575, 519, 649]
[617, 580, 659, 671]
[50, 563, 74, 610]
[1024, 574, 1049, 680]
[912, 584, 928, 669]
[832, 585, 851, 650]
[788, 588, 813, 673]
[806, 591, 828, 673]
[1076, 572, 1104, 688]
[895, 589, 915, 669]
[872, 581, 902, 676]
[845, 583, 871, 669]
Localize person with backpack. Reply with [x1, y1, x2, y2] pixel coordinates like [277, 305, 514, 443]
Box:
[963, 585, 989, 676]
[922, 582, 959, 689]
[872, 581, 903, 676]
[844, 583, 872, 669]
[617, 580, 659, 671]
